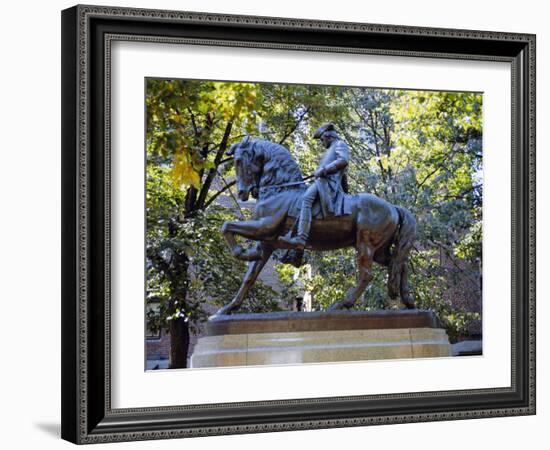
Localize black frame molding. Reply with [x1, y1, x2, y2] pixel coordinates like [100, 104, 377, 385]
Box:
[61, 4, 536, 444]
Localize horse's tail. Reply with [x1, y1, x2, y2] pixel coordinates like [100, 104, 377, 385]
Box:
[387, 205, 416, 308]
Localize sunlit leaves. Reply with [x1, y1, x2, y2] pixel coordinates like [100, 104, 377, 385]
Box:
[146, 79, 262, 190]
[170, 151, 201, 188]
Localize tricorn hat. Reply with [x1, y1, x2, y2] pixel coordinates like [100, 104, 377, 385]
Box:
[313, 123, 337, 139]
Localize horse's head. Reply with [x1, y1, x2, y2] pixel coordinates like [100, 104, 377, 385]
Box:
[227, 136, 262, 201]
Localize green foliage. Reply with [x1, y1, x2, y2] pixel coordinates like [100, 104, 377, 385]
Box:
[454, 221, 482, 261]
[145, 80, 277, 345]
[274, 263, 313, 310]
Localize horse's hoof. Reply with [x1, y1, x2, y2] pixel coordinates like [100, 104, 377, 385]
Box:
[328, 298, 356, 311]
[327, 301, 350, 311]
[402, 298, 416, 309]
[231, 246, 244, 259]
[211, 306, 233, 317]
[241, 249, 261, 261]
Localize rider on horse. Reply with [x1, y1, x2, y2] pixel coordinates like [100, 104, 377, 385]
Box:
[279, 123, 350, 249]
[217, 132, 416, 315]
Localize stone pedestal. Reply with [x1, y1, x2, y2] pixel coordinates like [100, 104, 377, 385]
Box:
[190, 310, 452, 368]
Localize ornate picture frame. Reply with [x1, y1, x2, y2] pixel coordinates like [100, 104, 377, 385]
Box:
[61, 4, 535, 444]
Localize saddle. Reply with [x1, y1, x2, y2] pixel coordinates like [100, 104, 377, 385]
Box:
[288, 195, 323, 220]
[281, 193, 353, 268]
[288, 192, 353, 220]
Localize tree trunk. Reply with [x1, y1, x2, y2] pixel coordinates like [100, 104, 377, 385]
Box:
[169, 317, 190, 368]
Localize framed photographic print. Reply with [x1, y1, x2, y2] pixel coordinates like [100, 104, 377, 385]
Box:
[61, 4, 536, 444]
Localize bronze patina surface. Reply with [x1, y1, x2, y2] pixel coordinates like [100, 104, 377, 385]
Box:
[216, 126, 417, 316]
[206, 310, 441, 336]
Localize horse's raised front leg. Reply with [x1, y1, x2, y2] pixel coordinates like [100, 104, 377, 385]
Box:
[213, 245, 273, 316]
[221, 210, 286, 261]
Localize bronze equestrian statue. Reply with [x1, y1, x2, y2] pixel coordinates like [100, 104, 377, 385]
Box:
[215, 124, 416, 316]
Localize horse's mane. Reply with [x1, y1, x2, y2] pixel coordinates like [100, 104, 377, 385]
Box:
[251, 139, 305, 199]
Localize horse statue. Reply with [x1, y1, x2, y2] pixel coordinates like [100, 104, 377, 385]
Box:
[215, 136, 416, 316]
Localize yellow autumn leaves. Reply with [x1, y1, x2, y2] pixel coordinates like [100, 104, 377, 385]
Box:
[170, 151, 202, 189]
[147, 80, 261, 190]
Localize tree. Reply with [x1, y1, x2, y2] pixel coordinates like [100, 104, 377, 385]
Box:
[146, 79, 265, 367]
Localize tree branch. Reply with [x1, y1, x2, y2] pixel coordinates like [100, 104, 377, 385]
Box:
[203, 180, 237, 210]
[278, 107, 310, 145]
[216, 170, 246, 219]
[196, 120, 233, 209]
[218, 156, 234, 166]
[187, 107, 198, 135]
[412, 145, 464, 205]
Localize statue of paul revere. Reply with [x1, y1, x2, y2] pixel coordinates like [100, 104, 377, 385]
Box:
[215, 123, 416, 316]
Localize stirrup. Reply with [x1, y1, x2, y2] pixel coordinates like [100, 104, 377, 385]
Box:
[278, 233, 307, 249]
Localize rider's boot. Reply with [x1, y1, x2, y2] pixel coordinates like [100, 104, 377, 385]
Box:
[279, 184, 314, 250]
[278, 232, 307, 250]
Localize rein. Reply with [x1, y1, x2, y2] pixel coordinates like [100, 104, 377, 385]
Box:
[259, 174, 314, 191]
